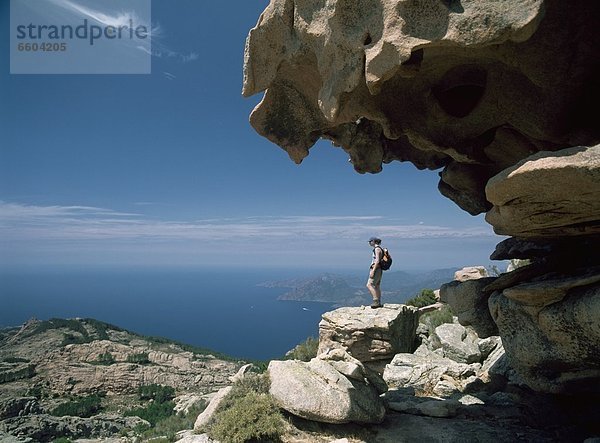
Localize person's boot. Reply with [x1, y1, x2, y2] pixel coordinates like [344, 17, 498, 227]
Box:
[371, 299, 382, 309]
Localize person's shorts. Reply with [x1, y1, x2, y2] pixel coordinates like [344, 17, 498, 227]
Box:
[367, 267, 382, 286]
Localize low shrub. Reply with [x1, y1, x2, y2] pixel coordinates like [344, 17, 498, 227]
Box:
[51, 394, 103, 418]
[209, 391, 284, 443]
[138, 384, 175, 403]
[93, 352, 116, 365]
[125, 400, 175, 427]
[127, 352, 151, 365]
[285, 336, 318, 362]
[420, 305, 454, 335]
[205, 372, 285, 442]
[406, 288, 437, 308]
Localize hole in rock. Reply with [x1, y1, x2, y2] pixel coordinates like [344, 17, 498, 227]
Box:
[363, 34, 372, 46]
[433, 65, 487, 118]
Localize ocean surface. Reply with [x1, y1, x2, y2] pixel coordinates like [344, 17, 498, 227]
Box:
[0, 267, 339, 360]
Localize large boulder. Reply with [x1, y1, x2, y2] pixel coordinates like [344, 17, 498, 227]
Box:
[268, 358, 386, 424]
[485, 145, 600, 237]
[430, 323, 482, 364]
[383, 351, 478, 397]
[440, 278, 499, 338]
[489, 277, 600, 393]
[318, 305, 419, 362]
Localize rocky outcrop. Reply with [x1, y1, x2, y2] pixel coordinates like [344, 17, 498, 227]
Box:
[243, 0, 600, 396]
[0, 318, 243, 442]
[440, 278, 498, 338]
[0, 414, 148, 443]
[244, 0, 599, 215]
[318, 305, 419, 362]
[454, 266, 489, 282]
[485, 146, 600, 238]
[268, 357, 385, 424]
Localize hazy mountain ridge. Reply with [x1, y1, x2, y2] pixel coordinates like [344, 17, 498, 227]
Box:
[260, 268, 458, 305]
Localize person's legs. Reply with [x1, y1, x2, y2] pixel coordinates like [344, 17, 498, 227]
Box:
[366, 268, 383, 308]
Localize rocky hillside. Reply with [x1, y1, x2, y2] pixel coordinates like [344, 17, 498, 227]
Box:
[0, 318, 243, 442]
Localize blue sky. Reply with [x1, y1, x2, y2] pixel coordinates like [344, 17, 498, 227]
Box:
[0, 0, 503, 272]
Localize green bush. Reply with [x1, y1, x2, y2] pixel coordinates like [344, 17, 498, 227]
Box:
[51, 394, 103, 418]
[125, 400, 175, 427]
[209, 391, 284, 443]
[93, 352, 115, 365]
[420, 305, 454, 335]
[285, 336, 318, 362]
[124, 384, 178, 428]
[138, 384, 175, 403]
[406, 288, 437, 308]
[204, 372, 285, 442]
[127, 352, 151, 365]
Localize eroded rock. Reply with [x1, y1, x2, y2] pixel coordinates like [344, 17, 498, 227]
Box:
[244, 0, 600, 214]
[318, 304, 419, 363]
[268, 358, 385, 424]
[485, 145, 600, 237]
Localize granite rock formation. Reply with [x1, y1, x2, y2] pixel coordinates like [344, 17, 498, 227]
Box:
[244, 0, 600, 394]
[0, 318, 242, 442]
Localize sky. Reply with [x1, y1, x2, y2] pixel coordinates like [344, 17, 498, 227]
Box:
[0, 0, 505, 272]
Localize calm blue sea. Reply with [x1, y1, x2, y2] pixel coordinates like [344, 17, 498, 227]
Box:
[0, 267, 336, 361]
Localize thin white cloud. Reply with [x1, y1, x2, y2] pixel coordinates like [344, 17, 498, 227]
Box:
[0, 202, 495, 243]
[45, 0, 197, 63]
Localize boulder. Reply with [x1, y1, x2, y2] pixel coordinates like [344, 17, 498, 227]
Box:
[430, 323, 482, 364]
[268, 359, 385, 424]
[383, 390, 460, 418]
[486, 145, 600, 237]
[454, 267, 489, 282]
[193, 386, 232, 431]
[488, 281, 600, 393]
[318, 304, 419, 362]
[383, 352, 477, 396]
[440, 278, 499, 337]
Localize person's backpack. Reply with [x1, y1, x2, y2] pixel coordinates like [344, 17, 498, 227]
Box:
[378, 247, 393, 271]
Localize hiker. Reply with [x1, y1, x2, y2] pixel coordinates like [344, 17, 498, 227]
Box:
[367, 236, 384, 308]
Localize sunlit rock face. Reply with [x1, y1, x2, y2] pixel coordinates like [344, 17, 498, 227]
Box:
[243, 0, 599, 215]
[243, 0, 600, 394]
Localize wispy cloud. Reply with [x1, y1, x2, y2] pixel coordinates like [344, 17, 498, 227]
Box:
[0, 202, 494, 243]
[44, 0, 198, 64]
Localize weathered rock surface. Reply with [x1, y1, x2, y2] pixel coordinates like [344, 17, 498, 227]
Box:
[193, 386, 232, 431]
[0, 318, 242, 442]
[430, 323, 482, 364]
[244, 0, 600, 214]
[318, 305, 419, 362]
[489, 280, 600, 393]
[486, 145, 600, 237]
[268, 358, 385, 424]
[440, 278, 498, 337]
[454, 266, 489, 282]
[0, 414, 148, 443]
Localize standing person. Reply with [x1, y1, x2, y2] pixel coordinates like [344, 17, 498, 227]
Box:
[367, 237, 384, 308]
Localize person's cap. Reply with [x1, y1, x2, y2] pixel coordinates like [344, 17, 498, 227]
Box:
[368, 237, 381, 243]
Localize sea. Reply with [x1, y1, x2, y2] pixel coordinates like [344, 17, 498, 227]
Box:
[0, 267, 343, 361]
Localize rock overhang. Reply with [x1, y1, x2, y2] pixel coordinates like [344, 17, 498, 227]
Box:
[243, 0, 600, 215]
